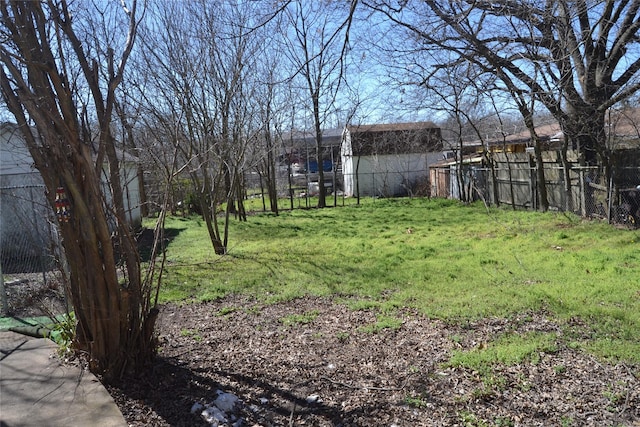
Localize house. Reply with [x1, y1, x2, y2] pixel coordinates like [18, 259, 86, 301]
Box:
[0, 123, 54, 272]
[459, 122, 565, 155]
[430, 120, 570, 200]
[459, 108, 640, 156]
[341, 122, 444, 197]
[0, 122, 142, 273]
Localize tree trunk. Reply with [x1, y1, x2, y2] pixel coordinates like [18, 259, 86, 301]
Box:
[312, 91, 327, 208]
[563, 107, 607, 166]
[197, 174, 227, 255]
[519, 107, 549, 212]
[532, 137, 549, 212]
[487, 152, 500, 207]
[264, 126, 279, 215]
[224, 167, 237, 215]
[234, 168, 247, 222]
[0, 0, 157, 383]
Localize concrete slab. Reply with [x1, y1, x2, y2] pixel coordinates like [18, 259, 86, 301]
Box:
[0, 331, 127, 427]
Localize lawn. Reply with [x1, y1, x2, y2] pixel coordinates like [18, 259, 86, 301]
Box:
[151, 197, 640, 365]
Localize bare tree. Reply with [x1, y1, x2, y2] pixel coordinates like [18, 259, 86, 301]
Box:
[252, 59, 284, 215]
[138, 0, 262, 254]
[0, 0, 158, 381]
[365, 1, 640, 171]
[418, 57, 495, 203]
[281, 0, 358, 208]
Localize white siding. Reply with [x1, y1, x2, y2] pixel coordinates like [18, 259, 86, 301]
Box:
[340, 126, 444, 197]
[352, 153, 428, 197]
[1, 125, 36, 175]
[1, 124, 142, 270]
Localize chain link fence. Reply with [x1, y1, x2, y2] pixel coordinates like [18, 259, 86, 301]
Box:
[1, 179, 68, 317]
[5, 157, 637, 316]
[587, 167, 640, 227]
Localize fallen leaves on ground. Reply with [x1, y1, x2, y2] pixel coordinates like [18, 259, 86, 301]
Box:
[107, 295, 639, 427]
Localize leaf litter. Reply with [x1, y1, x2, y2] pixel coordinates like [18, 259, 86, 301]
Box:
[102, 295, 638, 426]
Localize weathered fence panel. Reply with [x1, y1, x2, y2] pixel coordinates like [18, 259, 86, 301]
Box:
[468, 150, 640, 227]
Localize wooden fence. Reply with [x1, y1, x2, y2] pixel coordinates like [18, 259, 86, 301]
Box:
[433, 150, 640, 222]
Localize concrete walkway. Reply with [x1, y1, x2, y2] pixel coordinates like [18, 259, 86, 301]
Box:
[0, 331, 127, 427]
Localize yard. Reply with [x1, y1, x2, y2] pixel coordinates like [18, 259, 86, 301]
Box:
[105, 198, 640, 426]
[9, 197, 638, 426]
[154, 197, 640, 365]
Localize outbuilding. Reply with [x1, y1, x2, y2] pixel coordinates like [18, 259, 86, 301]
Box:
[341, 122, 444, 197]
[0, 122, 142, 273]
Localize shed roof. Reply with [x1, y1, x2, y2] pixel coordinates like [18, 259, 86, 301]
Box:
[347, 121, 438, 133]
[1, 121, 139, 164]
[430, 153, 483, 168]
[346, 121, 442, 155]
[462, 122, 563, 149]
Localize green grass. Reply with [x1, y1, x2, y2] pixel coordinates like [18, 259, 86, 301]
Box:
[279, 309, 320, 326]
[148, 197, 640, 365]
[445, 331, 559, 370]
[179, 328, 203, 342]
[360, 314, 404, 333]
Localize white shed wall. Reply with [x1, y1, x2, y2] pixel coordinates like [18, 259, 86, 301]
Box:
[355, 154, 427, 197]
[1, 125, 142, 270]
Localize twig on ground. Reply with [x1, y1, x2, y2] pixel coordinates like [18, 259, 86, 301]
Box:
[288, 403, 295, 427]
[320, 372, 415, 392]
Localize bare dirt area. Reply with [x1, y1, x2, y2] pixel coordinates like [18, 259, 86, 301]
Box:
[2, 273, 69, 318]
[106, 295, 640, 427]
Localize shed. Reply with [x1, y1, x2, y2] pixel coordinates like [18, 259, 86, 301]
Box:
[0, 122, 142, 273]
[429, 155, 484, 199]
[341, 122, 444, 197]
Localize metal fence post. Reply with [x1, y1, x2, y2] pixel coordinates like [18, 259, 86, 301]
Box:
[0, 263, 7, 317]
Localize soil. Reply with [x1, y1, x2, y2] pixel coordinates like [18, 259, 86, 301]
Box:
[106, 295, 639, 427]
[2, 272, 69, 318]
[4, 281, 639, 426]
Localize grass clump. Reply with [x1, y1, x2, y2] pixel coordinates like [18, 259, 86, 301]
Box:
[179, 328, 203, 342]
[445, 331, 559, 370]
[360, 314, 403, 333]
[216, 306, 238, 316]
[279, 310, 319, 326]
[404, 392, 430, 408]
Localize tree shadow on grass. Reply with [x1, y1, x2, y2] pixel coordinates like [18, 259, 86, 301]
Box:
[136, 227, 184, 263]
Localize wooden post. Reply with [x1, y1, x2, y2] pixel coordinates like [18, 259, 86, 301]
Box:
[529, 153, 537, 211]
[579, 168, 586, 217]
[607, 175, 614, 224]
